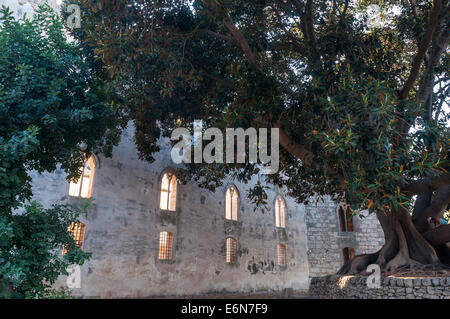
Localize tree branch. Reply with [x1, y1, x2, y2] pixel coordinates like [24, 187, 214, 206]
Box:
[199, 70, 235, 88]
[198, 29, 234, 42]
[304, 0, 315, 43]
[413, 185, 450, 232]
[277, 125, 314, 166]
[416, 22, 450, 104]
[289, 0, 315, 42]
[423, 224, 450, 246]
[403, 173, 450, 195]
[290, 0, 308, 38]
[222, 18, 257, 66]
[412, 190, 433, 221]
[399, 0, 442, 100]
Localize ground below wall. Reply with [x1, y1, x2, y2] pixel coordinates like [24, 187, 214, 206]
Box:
[310, 274, 450, 299]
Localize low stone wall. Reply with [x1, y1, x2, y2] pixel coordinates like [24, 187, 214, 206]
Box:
[310, 275, 450, 299]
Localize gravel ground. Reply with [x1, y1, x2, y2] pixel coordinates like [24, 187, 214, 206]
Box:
[146, 291, 310, 299]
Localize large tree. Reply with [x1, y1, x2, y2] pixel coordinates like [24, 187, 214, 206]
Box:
[74, 0, 449, 274]
[0, 4, 122, 297]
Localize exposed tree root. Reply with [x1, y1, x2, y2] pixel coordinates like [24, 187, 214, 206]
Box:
[434, 243, 450, 266]
[337, 251, 379, 275]
[338, 202, 449, 275]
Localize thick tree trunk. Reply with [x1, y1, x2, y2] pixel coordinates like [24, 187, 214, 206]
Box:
[338, 190, 450, 275]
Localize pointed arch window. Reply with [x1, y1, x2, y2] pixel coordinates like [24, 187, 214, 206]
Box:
[160, 172, 177, 211]
[275, 196, 286, 228]
[225, 185, 238, 221]
[68, 157, 95, 198]
[338, 204, 354, 232]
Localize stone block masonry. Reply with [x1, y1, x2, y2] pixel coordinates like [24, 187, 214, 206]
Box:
[310, 275, 450, 299]
[305, 203, 385, 276]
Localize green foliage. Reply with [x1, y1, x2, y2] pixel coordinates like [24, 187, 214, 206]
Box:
[74, 1, 448, 216]
[0, 4, 121, 298]
[35, 287, 75, 299]
[0, 201, 91, 298]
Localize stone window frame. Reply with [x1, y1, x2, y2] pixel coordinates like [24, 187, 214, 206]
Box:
[273, 195, 287, 229]
[337, 203, 354, 233]
[224, 184, 240, 222]
[158, 168, 179, 213]
[68, 155, 98, 199]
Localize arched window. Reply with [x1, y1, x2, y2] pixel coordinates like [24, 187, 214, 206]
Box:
[158, 231, 173, 260]
[225, 185, 238, 221]
[62, 222, 85, 255]
[342, 247, 355, 264]
[160, 172, 177, 211]
[338, 204, 354, 232]
[275, 196, 286, 228]
[226, 237, 237, 263]
[68, 157, 95, 198]
[277, 243, 286, 266]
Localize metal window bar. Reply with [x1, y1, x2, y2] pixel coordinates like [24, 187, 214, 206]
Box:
[158, 231, 173, 260]
[62, 222, 85, 255]
[226, 237, 237, 263]
[277, 244, 286, 266]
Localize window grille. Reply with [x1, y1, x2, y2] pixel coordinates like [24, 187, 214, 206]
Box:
[62, 222, 85, 255]
[277, 243, 286, 266]
[158, 231, 173, 260]
[226, 237, 237, 263]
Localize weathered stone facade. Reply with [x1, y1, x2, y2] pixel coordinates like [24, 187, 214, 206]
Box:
[2, 0, 60, 18]
[30, 125, 311, 298]
[305, 203, 385, 276]
[28, 124, 385, 297]
[310, 275, 450, 299]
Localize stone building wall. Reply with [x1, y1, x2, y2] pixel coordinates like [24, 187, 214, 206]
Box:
[2, 0, 60, 19]
[305, 203, 385, 276]
[29, 125, 311, 298]
[310, 274, 450, 299]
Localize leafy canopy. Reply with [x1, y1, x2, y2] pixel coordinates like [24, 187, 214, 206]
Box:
[74, 0, 449, 214]
[0, 4, 121, 297]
